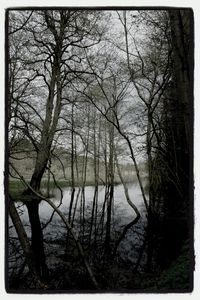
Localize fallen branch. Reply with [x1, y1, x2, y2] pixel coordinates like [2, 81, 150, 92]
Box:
[44, 197, 99, 289]
[9, 163, 99, 289]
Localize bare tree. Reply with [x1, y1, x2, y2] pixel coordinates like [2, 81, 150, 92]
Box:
[8, 9, 104, 279]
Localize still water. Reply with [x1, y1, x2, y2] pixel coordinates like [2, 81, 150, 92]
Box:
[10, 183, 148, 266]
[14, 183, 146, 236]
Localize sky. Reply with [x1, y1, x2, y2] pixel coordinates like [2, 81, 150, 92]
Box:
[0, 1, 200, 300]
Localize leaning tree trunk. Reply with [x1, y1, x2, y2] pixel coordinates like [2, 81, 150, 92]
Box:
[112, 146, 140, 257]
[71, 134, 81, 228]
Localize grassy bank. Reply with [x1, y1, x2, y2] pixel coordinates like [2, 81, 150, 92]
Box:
[8, 175, 148, 199]
[8, 179, 71, 201]
[8, 178, 126, 201]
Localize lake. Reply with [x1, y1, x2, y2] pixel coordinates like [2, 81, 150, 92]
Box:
[9, 183, 148, 268]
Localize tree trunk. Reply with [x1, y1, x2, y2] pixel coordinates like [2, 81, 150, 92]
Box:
[88, 110, 98, 247]
[71, 134, 81, 228]
[47, 158, 51, 198]
[112, 146, 140, 257]
[146, 108, 154, 271]
[105, 117, 115, 256]
[25, 50, 63, 279]
[26, 200, 49, 279]
[68, 103, 75, 226]
[8, 197, 47, 288]
[155, 9, 193, 268]
[80, 105, 90, 243]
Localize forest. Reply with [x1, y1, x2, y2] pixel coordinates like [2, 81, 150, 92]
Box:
[6, 8, 193, 292]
